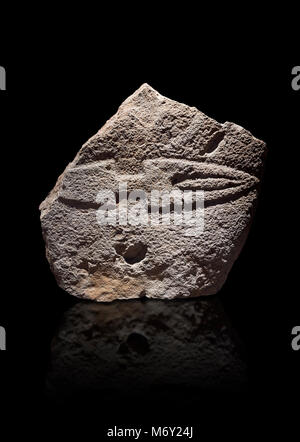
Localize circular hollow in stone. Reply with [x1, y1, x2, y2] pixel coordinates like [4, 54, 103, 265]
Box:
[123, 243, 147, 265]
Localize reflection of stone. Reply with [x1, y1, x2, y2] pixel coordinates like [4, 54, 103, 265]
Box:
[47, 297, 247, 399]
[40, 84, 266, 302]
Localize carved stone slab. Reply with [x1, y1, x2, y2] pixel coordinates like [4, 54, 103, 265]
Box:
[40, 84, 266, 301]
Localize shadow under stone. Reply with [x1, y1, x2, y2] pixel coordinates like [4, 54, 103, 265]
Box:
[46, 296, 248, 403]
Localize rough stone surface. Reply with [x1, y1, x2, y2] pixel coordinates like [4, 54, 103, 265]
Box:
[40, 84, 266, 302]
[47, 298, 247, 399]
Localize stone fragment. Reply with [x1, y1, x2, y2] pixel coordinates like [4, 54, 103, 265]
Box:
[40, 84, 266, 301]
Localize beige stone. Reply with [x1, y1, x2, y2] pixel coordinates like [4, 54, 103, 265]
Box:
[40, 84, 266, 302]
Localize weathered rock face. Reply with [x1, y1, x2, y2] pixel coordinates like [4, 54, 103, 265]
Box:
[40, 84, 266, 302]
[47, 298, 247, 399]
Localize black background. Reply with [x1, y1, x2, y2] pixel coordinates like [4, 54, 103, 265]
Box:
[1, 26, 299, 439]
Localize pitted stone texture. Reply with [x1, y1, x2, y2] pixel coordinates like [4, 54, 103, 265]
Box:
[40, 84, 266, 302]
